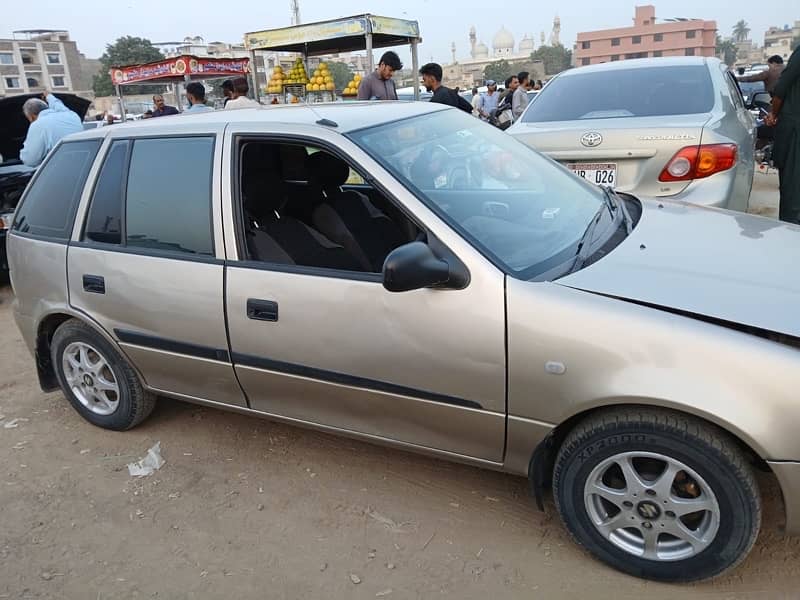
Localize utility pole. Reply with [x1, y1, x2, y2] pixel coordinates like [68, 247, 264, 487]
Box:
[290, 0, 301, 26]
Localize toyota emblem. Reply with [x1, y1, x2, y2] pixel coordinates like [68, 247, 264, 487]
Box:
[580, 132, 603, 147]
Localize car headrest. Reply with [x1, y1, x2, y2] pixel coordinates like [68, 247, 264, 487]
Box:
[306, 151, 350, 189]
[242, 144, 286, 215]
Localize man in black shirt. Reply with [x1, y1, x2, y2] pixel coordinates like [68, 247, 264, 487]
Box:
[419, 63, 473, 113]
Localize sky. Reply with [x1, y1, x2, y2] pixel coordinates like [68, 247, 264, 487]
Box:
[1, 0, 795, 65]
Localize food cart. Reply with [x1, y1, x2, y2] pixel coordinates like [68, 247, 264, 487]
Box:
[244, 14, 421, 103]
[110, 55, 250, 118]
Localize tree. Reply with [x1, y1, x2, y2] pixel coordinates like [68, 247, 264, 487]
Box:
[484, 59, 514, 84]
[532, 44, 572, 76]
[716, 35, 738, 67]
[93, 36, 164, 97]
[732, 20, 750, 43]
[325, 61, 354, 90]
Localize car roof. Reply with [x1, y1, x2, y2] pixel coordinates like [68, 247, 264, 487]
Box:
[67, 101, 449, 142]
[559, 56, 718, 77]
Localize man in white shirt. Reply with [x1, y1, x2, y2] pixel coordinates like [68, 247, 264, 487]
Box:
[224, 77, 260, 110]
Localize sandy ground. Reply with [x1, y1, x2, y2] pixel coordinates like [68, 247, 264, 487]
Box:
[2, 175, 799, 599]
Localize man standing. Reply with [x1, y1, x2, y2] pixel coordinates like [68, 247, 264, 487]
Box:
[470, 87, 481, 116]
[357, 51, 403, 101]
[224, 77, 260, 110]
[499, 75, 519, 104]
[766, 46, 800, 224]
[151, 94, 179, 117]
[19, 92, 82, 167]
[476, 80, 499, 120]
[738, 56, 785, 95]
[221, 79, 234, 106]
[512, 71, 531, 120]
[184, 82, 214, 113]
[419, 63, 474, 113]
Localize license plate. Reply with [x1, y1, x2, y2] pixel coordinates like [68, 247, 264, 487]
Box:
[567, 163, 617, 187]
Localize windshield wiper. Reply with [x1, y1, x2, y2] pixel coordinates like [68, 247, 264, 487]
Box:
[603, 186, 632, 234]
[572, 204, 606, 272]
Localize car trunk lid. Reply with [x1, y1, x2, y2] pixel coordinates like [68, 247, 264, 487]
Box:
[510, 114, 712, 197]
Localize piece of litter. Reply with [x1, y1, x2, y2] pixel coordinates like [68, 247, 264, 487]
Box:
[168, 492, 181, 500]
[4, 418, 28, 429]
[485, 496, 499, 503]
[183, 453, 193, 456]
[449, 503, 460, 508]
[368, 549, 377, 559]
[136, 509, 144, 519]
[422, 532, 436, 550]
[476, 547, 484, 559]
[200, 570, 208, 578]
[127, 442, 165, 477]
[258, 486, 264, 493]
[257, 504, 265, 511]
[80, 449, 91, 455]
[349, 574, 362, 585]
[71, 439, 79, 444]
[386, 563, 396, 570]
[319, 563, 328, 572]
[40, 572, 53, 581]
[12, 441, 27, 450]
[376, 589, 393, 597]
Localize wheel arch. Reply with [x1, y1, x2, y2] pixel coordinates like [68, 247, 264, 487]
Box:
[527, 402, 770, 511]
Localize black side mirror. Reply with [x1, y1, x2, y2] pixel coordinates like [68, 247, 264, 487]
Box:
[382, 242, 451, 292]
[750, 91, 772, 111]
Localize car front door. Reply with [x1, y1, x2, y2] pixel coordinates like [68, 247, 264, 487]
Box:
[67, 128, 245, 407]
[221, 125, 507, 463]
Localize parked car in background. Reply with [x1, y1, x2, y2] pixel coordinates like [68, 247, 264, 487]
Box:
[738, 79, 766, 106]
[508, 57, 755, 212]
[0, 92, 90, 278]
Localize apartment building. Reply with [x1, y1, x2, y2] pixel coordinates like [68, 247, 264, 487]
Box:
[0, 29, 100, 98]
[574, 5, 716, 66]
[764, 22, 799, 61]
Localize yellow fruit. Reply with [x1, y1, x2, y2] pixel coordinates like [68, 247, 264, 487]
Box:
[319, 62, 327, 69]
[326, 82, 335, 91]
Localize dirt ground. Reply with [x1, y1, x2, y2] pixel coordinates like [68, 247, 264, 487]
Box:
[2, 176, 799, 600]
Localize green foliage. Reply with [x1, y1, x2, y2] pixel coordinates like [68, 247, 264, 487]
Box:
[732, 20, 750, 43]
[93, 36, 165, 97]
[531, 44, 572, 75]
[325, 62, 354, 90]
[716, 35, 738, 67]
[484, 59, 513, 84]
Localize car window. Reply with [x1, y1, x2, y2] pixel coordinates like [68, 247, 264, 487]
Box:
[523, 65, 715, 122]
[12, 139, 101, 240]
[125, 137, 215, 256]
[84, 140, 128, 244]
[725, 72, 744, 110]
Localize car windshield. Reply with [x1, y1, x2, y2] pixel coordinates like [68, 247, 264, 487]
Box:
[349, 109, 607, 279]
[523, 65, 714, 122]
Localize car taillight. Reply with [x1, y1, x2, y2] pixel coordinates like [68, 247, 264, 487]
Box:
[658, 144, 738, 182]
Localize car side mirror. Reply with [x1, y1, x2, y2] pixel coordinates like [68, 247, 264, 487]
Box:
[382, 242, 452, 292]
[750, 91, 772, 111]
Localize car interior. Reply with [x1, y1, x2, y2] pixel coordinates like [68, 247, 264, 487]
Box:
[237, 141, 419, 273]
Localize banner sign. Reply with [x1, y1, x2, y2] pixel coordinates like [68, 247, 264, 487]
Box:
[111, 56, 250, 85]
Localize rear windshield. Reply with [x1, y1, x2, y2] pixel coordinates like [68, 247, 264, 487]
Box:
[523, 65, 715, 122]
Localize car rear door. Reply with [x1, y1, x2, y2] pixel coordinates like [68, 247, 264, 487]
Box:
[67, 127, 245, 407]
[221, 124, 507, 463]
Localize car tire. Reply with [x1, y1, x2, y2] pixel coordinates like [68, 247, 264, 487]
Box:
[552, 407, 761, 582]
[51, 319, 156, 430]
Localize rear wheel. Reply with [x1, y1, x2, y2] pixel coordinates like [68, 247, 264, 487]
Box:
[552, 408, 761, 582]
[52, 319, 156, 430]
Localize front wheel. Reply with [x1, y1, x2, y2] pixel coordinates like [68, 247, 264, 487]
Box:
[553, 408, 761, 582]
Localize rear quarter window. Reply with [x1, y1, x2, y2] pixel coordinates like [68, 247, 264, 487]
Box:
[12, 139, 101, 241]
[523, 65, 715, 122]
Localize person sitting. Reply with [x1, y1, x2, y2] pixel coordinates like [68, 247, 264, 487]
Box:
[224, 77, 260, 110]
[184, 82, 214, 113]
[20, 92, 82, 167]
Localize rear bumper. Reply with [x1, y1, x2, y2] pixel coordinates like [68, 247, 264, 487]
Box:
[661, 170, 737, 210]
[767, 461, 800, 535]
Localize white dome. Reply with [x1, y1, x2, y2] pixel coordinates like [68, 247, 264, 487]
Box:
[519, 35, 534, 53]
[493, 27, 515, 50]
[475, 42, 489, 58]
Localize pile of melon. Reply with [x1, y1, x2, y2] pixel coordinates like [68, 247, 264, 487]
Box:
[306, 63, 335, 92]
[266, 58, 310, 94]
[341, 74, 362, 96]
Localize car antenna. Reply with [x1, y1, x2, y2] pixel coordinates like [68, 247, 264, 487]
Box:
[306, 104, 338, 128]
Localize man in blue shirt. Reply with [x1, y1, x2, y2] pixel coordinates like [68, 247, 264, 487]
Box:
[183, 82, 213, 113]
[476, 80, 499, 121]
[20, 92, 82, 167]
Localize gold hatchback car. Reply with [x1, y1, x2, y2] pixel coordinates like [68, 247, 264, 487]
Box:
[7, 102, 800, 582]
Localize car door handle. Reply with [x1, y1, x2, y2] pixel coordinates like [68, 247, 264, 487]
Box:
[247, 299, 278, 322]
[82, 275, 105, 294]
